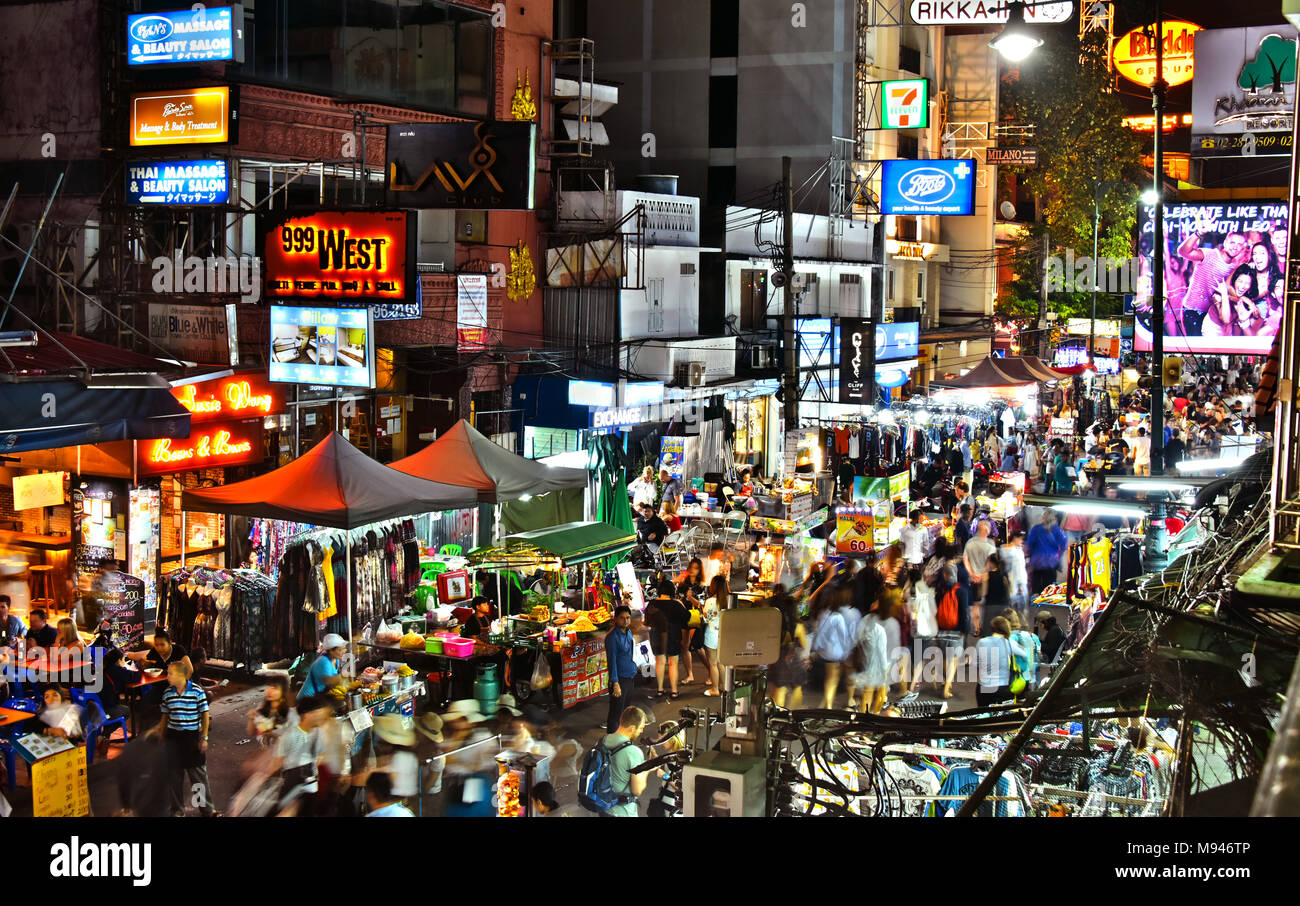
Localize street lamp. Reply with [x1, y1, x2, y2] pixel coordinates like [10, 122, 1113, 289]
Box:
[988, 2, 1044, 62]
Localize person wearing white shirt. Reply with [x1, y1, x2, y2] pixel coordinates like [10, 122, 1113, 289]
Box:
[629, 466, 658, 509]
[1000, 532, 1030, 622]
[1130, 427, 1152, 476]
[899, 510, 927, 568]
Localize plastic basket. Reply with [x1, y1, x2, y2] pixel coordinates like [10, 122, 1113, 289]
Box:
[442, 637, 476, 658]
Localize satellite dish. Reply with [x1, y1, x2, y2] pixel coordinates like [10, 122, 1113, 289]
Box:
[999, 201, 1017, 220]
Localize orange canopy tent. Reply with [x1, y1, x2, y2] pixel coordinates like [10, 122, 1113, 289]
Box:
[388, 419, 587, 503]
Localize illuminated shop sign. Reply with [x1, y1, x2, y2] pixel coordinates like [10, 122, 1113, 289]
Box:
[880, 159, 975, 216]
[263, 210, 416, 302]
[1113, 20, 1200, 88]
[269, 305, 376, 389]
[126, 159, 229, 205]
[907, 0, 1073, 25]
[170, 374, 284, 423]
[386, 122, 537, 210]
[882, 79, 929, 129]
[127, 6, 244, 65]
[130, 87, 236, 146]
[137, 419, 263, 475]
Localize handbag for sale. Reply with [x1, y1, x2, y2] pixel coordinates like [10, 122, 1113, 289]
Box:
[687, 608, 702, 629]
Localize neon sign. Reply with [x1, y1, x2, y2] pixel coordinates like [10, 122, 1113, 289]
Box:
[263, 210, 416, 301]
[170, 375, 284, 422]
[138, 419, 263, 475]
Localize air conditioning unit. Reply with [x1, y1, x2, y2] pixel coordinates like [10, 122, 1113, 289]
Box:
[674, 361, 707, 387]
[751, 345, 773, 369]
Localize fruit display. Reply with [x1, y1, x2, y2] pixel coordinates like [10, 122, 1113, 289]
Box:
[396, 664, 416, 677]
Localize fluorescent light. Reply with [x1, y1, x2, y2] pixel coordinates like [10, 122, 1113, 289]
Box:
[1175, 456, 1251, 473]
[169, 368, 234, 388]
[1052, 501, 1150, 520]
[1115, 480, 1196, 493]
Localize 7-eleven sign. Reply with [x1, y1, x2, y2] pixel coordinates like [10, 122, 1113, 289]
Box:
[882, 78, 929, 129]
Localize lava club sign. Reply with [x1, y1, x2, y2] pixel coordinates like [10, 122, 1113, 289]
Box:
[138, 418, 263, 475]
[1113, 21, 1201, 89]
[170, 374, 284, 423]
[263, 210, 416, 302]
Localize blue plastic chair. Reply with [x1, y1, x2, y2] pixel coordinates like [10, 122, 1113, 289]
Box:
[0, 739, 16, 790]
[74, 692, 128, 766]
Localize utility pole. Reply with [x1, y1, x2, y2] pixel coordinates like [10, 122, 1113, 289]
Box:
[1149, 0, 1166, 476]
[782, 156, 798, 429]
[1038, 231, 1051, 361]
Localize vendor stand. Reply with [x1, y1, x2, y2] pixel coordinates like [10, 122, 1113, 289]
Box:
[465, 521, 635, 709]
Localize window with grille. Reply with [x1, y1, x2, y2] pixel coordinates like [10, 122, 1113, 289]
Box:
[648, 277, 665, 332]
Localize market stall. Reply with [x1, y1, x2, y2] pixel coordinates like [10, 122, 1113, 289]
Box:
[465, 521, 636, 709]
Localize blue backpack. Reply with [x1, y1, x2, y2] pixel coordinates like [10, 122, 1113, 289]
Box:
[578, 739, 634, 814]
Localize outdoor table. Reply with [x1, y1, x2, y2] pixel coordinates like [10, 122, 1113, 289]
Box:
[0, 706, 34, 729]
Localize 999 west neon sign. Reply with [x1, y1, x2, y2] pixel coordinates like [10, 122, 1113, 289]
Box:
[137, 419, 264, 475]
[262, 210, 416, 301]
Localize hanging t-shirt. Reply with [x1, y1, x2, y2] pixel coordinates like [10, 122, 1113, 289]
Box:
[1000, 407, 1016, 436]
[834, 428, 851, 454]
[881, 758, 943, 817]
[1085, 537, 1113, 595]
[847, 429, 861, 459]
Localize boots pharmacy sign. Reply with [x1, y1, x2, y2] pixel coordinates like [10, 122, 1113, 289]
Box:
[907, 1, 1072, 25]
[263, 210, 416, 302]
[1113, 21, 1201, 88]
[127, 159, 229, 205]
[127, 6, 245, 66]
[130, 87, 237, 146]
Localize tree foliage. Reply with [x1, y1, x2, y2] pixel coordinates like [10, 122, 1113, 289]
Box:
[997, 30, 1145, 323]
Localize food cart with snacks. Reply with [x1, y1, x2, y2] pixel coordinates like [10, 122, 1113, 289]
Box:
[466, 521, 636, 708]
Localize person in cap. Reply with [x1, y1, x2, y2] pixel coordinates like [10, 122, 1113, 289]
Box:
[369, 714, 420, 802]
[1036, 610, 1065, 665]
[300, 633, 348, 699]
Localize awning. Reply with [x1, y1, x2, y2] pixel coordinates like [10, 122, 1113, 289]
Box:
[932, 356, 1034, 389]
[1018, 355, 1072, 381]
[468, 520, 636, 568]
[182, 432, 478, 529]
[0, 379, 191, 454]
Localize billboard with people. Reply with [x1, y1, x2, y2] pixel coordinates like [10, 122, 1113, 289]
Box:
[1134, 201, 1286, 354]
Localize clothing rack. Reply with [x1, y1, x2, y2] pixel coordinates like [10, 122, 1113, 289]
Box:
[1030, 784, 1163, 809]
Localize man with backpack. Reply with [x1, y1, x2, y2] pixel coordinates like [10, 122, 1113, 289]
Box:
[579, 705, 648, 816]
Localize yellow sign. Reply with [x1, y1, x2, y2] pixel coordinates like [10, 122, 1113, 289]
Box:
[12, 471, 65, 510]
[32, 746, 90, 818]
[835, 506, 874, 556]
[1112, 21, 1201, 88]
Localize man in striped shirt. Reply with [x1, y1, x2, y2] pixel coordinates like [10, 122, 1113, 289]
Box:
[150, 660, 216, 816]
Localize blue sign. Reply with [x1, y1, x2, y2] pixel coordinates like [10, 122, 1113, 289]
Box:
[125, 159, 229, 205]
[269, 305, 375, 388]
[127, 6, 243, 66]
[875, 321, 920, 362]
[880, 159, 975, 216]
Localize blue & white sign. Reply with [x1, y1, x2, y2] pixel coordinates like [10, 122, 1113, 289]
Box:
[880, 159, 975, 216]
[875, 321, 920, 362]
[127, 6, 244, 66]
[126, 159, 229, 205]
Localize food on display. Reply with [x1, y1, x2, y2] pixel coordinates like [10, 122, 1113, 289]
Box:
[497, 765, 521, 817]
[528, 604, 552, 623]
[396, 664, 416, 677]
[399, 631, 426, 650]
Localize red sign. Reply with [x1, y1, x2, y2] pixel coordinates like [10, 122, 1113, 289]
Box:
[137, 418, 264, 475]
[263, 210, 415, 301]
[171, 374, 285, 423]
[560, 638, 608, 709]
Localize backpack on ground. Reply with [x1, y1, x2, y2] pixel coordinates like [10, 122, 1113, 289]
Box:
[578, 739, 634, 814]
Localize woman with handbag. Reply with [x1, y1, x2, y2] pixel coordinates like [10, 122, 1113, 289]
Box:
[677, 558, 706, 683]
[1003, 609, 1041, 697]
[700, 576, 727, 696]
[974, 617, 1028, 709]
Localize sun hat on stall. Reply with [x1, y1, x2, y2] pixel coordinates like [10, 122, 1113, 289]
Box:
[320, 633, 347, 653]
[373, 714, 415, 747]
[446, 699, 488, 723]
[498, 694, 522, 717]
[414, 712, 444, 743]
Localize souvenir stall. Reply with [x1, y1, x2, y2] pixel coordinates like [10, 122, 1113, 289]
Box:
[179, 433, 479, 680]
[464, 521, 636, 710]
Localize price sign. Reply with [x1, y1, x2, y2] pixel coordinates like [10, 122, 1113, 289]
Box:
[835, 506, 875, 556]
[560, 639, 608, 709]
[31, 746, 90, 818]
